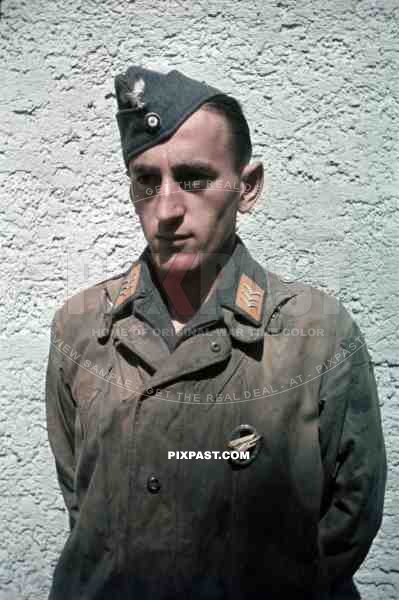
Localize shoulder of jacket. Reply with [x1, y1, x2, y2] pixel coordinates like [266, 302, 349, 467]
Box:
[264, 268, 336, 311]
[263, 270, 370, 367]
[264, 269, 355, 334]
[50, 265, 132, 339]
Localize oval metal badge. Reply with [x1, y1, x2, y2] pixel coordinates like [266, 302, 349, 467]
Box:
[227, 423, 263, 467]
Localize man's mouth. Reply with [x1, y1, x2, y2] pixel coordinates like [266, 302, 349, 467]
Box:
[156, 234, 191, 243]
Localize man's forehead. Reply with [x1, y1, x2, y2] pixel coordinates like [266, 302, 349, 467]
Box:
[129, 108, 230, 169]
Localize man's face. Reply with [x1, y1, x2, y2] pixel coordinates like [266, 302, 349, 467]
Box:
[129, 107, 247, 277]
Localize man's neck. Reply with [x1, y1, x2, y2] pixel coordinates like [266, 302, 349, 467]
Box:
[150, 235, 237, 328]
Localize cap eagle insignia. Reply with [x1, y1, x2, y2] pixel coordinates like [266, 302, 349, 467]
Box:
[125, 77, 146, 110]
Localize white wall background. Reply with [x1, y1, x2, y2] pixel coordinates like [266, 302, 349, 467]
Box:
[0, 0, 398, 598]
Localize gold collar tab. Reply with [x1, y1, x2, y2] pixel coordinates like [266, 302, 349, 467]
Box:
[113, 263, 141, 308]
[235, 274, 265, 323]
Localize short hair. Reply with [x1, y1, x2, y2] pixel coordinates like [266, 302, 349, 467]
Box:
[201, 95, 252, 173]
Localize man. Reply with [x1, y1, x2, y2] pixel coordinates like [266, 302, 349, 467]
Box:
[45, 65, 387, 600]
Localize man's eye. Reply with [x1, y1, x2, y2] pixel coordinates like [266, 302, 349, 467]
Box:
[135, 174, 152, 185]
[179, 175, 209, 191]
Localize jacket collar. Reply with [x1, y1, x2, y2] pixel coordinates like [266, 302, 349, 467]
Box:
[98, 236, 299, 344]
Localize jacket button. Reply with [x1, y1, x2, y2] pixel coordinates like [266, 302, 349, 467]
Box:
[210, 341, 221, 352]
[147, 475, 161, 493]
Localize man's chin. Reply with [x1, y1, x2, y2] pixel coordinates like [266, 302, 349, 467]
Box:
[154, 252, 202, 276]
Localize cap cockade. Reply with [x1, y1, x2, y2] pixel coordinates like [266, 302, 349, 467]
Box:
[124, 77, 146, 111]
[114, 65, 232, 169]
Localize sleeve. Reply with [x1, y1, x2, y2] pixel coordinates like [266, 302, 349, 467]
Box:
[316, 315, 387, 592]
[45, 310, 79, 531]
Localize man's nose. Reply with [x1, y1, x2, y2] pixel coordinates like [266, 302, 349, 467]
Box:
[155, 176, 185, 223]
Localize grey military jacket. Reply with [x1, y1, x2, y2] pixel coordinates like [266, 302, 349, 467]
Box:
[45, 236, 386, 600]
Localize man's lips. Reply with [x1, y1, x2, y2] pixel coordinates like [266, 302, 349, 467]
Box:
[156, 234, 191, 243]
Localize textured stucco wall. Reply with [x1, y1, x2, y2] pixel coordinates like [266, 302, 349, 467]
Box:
[0, 0, 398, 598]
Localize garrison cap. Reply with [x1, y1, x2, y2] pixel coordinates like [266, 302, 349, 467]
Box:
[114, 65, 232, 169]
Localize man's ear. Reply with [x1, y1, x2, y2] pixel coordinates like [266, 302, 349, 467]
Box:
[238, 161, 264, 214]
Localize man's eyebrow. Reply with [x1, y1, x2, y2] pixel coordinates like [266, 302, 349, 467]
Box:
[130, 161, 219, 177]
[130, 163, 158, 175]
